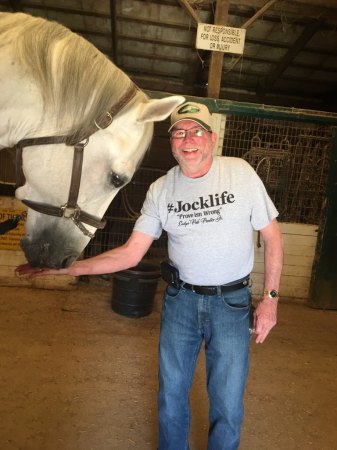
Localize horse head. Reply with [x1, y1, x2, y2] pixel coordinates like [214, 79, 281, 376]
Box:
[15, 92, 184, 268]
[0, 12, 184, 268]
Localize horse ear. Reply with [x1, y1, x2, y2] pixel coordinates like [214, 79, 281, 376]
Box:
[137, 96, 185, 123]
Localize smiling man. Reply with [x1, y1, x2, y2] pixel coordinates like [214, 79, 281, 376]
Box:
[138, 101, 283, 450]
[17, 101, 283, 450]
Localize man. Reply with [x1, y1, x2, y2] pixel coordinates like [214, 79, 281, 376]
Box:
[17, 101, 283, 450]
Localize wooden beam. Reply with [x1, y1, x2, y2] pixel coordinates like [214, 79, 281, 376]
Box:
[222, 0, 278, 77]
[241, 0, 278, 29]
[8, 0, 22, 11]
[207, 0, 229, 99]
[177, 0, 201, 24]
[259, 17, 326, 94]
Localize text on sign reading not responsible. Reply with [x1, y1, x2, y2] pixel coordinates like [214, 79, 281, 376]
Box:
[196, 23, 246, 54]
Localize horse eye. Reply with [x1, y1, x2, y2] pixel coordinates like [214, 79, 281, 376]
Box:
[110, 172, 127, 188]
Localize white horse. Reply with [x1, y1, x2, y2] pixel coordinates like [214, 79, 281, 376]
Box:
[0, 12, 184, 268]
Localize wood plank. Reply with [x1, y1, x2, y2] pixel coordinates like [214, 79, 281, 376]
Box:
[0, 251, 27, 265]
[280, 245, 316, 257]
[0, 197, 78, 290]
[254, 253, 315, 267]
[0, 276, 78, 290]
[251, 272, 311, 287]
[253, 261, 313, 277]
[256, 233, 317, 246]
[0, 197, 26, 251]
[279, 222, 318, 236]
[251, 273, 310, 295]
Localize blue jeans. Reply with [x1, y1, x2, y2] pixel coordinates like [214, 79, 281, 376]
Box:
[158, 285, 251, 450]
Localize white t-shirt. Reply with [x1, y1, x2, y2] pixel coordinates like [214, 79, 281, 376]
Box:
[134, 156, 278, 285]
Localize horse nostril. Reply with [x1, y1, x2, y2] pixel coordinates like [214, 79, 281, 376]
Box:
[61, 255, 77, 269]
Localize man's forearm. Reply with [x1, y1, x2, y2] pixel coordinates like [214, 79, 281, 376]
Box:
[65, 246, 140, 277]
[15, 230, 154, 279]
[254, 220, 283, 344]
[261, 220, 284, 293]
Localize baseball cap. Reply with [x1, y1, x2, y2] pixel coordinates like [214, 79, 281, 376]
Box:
[168, 102, 212, 132]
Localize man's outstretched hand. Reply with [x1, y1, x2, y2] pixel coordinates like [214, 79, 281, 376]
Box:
[15, 264, 67, 278]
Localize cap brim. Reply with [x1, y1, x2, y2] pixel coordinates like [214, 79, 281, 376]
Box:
[168, 118, 212, 132]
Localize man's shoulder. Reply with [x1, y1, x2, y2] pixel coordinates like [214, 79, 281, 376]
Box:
[149, 165, 178, 191]
[217, 156, 253, 171]
[152, 165, 178, 184]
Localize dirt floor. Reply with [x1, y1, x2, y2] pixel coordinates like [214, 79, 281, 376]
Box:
[0, 277, 336, 450]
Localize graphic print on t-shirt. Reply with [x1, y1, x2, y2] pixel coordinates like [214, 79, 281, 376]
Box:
[167, 191, 235, 228]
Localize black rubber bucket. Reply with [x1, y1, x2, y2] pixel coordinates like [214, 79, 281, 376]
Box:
[112, 262, 161, 318]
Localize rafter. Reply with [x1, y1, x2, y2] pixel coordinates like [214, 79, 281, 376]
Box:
[258, 16, 326, 94]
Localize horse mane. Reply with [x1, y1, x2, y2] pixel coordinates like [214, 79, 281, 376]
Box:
[0, 13, 136, 142]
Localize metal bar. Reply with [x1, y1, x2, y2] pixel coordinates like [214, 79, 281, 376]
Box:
[145, 90, 337, 125]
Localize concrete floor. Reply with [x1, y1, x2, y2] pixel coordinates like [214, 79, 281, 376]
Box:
[0, 278, 336, 450]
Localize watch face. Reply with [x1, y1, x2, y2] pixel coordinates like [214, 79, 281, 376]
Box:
[270, 289, 279, 298]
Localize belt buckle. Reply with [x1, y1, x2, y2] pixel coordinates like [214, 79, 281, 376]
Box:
[191, 285, 196, 293]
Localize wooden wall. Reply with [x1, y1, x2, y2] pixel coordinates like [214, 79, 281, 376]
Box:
[251, 223, 318, 299]
[0, 197, 77, 290]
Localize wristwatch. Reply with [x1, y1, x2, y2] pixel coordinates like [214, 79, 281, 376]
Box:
[263, 289, 279, 299]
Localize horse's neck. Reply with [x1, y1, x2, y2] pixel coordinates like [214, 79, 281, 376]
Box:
[0, 48, 50, 149]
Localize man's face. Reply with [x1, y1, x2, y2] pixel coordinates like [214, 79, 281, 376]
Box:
[170, 120, 217, 177]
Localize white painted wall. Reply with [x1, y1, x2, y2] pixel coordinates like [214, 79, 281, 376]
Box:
[212, 112, 226, 156]
[251, 223, 318, 300]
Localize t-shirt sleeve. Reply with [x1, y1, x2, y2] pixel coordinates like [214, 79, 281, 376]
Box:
[133, 182, 163, 239]
[249, 169, 279, 230]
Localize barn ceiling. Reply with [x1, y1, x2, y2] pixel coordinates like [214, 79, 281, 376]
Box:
[1, 0, 337, 113]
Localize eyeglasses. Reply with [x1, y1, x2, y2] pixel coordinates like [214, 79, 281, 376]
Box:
[170, 127, 210, 139]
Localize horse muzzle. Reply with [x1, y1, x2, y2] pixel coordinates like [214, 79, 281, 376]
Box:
[21, 234, 80, 268]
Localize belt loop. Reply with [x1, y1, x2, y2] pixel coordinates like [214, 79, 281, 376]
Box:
[216, 285, 222, 296]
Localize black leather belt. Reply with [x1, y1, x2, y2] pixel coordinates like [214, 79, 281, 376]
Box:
[181, 277, 249, 296]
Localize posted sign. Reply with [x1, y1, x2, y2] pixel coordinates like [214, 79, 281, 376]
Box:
[196, 23, 246, 54]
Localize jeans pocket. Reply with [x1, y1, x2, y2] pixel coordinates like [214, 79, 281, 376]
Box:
[222, 287, 251, 310]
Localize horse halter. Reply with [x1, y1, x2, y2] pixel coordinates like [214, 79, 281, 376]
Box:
[14, 84, 138, 239]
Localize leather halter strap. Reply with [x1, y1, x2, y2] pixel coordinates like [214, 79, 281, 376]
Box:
[16, 139, 106, 237]
[14, 84, 138, 238]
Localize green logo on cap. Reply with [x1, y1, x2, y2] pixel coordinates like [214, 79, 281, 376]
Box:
[177, 104, 200, 115]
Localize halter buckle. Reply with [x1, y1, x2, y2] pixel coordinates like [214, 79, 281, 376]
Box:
[61, 203, 81, 220]
[94, 111, 113, 130]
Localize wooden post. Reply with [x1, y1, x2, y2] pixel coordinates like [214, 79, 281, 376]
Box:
[309, 129, 337, 309]
[207, 0, 229, 99]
